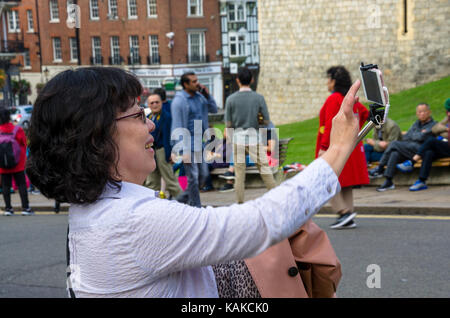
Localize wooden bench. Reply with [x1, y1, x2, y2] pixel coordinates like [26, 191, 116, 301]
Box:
[368, 157, 450, 170]
[210, 138, 293, 176]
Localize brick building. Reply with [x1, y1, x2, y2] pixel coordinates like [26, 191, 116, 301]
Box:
[6, 0, 225, 107]
[0, 0, 39, 105]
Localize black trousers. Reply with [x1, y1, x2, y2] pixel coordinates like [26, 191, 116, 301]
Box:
[1, 171, 29, 210]
[417, 138, 450, 181]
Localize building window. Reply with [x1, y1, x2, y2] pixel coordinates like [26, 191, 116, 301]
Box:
[108, 0, 118, 19]
[53, 37, 62, 62]
[228, 3, 245, 22]
[91, 37, 102, 64]
[110, 36, 121, 64]
[188, 0, 203, 17]
[24, 50, 31, 69]
[237, 5, 245, 21]
[27, 10, 34, 32]
[128, 0, 138, 19]
[252, 43, 258, 60]
[70, 37, 78, 62]
[147, 0, 157, 17]
[229, 34, 246, 57]
[8, 10, 20, 33]
[50, 0, 60, 22]
[148, 35, 159, 64]
[188, 32, 206, 63]
[228, 3, 235, 21]
[90, 0, 100, 20]
[129, 35, 140, 64]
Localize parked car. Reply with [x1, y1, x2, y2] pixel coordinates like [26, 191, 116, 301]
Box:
[10, 105, 33, 130]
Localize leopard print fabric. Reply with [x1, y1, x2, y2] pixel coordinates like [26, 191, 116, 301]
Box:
[212, 260, 261, 298]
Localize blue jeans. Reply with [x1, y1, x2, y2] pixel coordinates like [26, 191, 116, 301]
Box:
[176, 158, 209, 208]
[364, 144, 383, 163]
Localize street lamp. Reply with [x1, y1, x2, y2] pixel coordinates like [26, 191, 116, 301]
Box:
[43, 67, 49, 82]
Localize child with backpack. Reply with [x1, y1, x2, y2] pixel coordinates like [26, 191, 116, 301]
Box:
[0, 107, 33, 216]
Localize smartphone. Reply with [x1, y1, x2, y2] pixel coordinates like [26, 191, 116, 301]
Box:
[360, 67, 387, 106]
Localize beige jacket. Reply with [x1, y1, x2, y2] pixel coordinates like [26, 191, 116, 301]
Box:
[244, 220, 341, 298]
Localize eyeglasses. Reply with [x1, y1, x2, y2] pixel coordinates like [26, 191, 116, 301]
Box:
[115, 107, 146, 124]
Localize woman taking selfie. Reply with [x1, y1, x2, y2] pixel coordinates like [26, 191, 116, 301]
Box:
[316, 66, 370, 230]
[27, 67, 361, 297]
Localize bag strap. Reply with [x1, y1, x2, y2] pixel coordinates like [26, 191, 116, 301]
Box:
[12, 125, 20, 136]
[66, 226, 76, 298]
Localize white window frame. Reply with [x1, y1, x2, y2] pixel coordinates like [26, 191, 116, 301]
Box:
[108, 0, 118, 19]
[92, 37, 102, 65]
[228, 3, 245, 22]
[188, 31, 205, 63]
[24, 50, 32, 69]
[129, 35, 140, 64]
[252, 43, 258, 60]
[227, 3, 236, 22]
[110, 36, 121, 64]
[27, 10, 34, 32]
[147, 0, 157, 18]
[50, 0, 60, 22]
[52, 37, 62, 62]
[90, 0, 100, 20]
[128, 0, 138, 19]
[70, 37, 78, 62]
[148, 35, 159, 64]
[8, 10, 20, 33]
[187, 0, 203, 17]
[237, 4, 245, 21]
[229, 32, 246, 57]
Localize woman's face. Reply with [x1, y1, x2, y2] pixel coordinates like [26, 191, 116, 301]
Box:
[327, 77, 335, 93]
[114, 102, 156, 185]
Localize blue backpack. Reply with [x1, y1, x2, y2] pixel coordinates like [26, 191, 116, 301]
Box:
[0, 125, 21, 169]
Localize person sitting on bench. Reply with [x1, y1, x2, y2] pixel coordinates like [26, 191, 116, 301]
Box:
[369, 103, 436, 192]
[396, 98, 450, 191]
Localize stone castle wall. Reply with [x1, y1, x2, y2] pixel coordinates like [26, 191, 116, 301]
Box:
[257, 0, 450, 125]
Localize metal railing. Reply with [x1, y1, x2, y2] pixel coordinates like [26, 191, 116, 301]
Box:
[147, 55, 160, 65]
[109, 56, 124, 65]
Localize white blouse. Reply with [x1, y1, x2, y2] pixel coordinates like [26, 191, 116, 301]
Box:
[67, 158, 340, 297]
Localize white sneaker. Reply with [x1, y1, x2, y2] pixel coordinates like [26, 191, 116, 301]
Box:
[330, 212, 357, 229]
[3, 209, 14, 216]
[21, 208, 34, 216]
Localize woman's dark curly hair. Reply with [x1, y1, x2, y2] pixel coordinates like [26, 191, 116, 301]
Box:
[26, 67, 142, 204]
[326, 66, 352, 96]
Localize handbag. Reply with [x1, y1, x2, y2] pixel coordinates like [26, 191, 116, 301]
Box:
[244, 220, 341, 298]
[290, 220, 342, 297]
